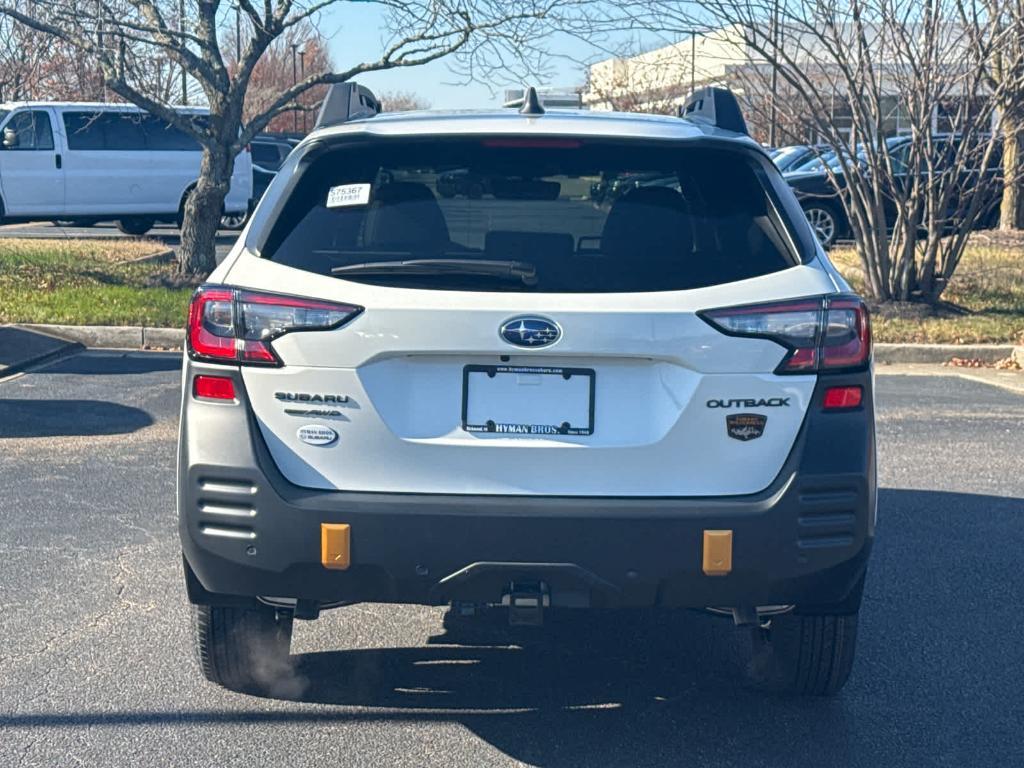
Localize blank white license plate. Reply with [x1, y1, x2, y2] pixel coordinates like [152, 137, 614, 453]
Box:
[462, 365, 595, 436]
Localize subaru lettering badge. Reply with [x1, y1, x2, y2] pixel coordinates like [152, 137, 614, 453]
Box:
[499, 316, 561, 348]
[297, 424, 337, 446]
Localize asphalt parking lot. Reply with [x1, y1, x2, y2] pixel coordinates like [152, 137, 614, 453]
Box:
[1, 351, 1023, 767]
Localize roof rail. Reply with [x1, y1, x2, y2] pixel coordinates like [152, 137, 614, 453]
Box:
[679, 87, 748, 136]
[314, 82, 381, 130]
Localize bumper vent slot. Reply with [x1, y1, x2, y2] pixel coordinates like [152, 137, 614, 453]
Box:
[199, 503, 257, 519]
[200, 524, 256, 540]
[796, 486, 859, 550]
[797, 533, 855, 549]
[198, 478, 257, 496]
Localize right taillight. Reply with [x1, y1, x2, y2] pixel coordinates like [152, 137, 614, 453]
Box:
[187, 285, 363, 366]
[700, 295, 871, 374]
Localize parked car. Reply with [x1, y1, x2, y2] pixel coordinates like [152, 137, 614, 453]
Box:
[589, 171, 680, 204]
[0, 102, 251, 236]
[180, 84, 875, 697]
[771, 144, 829, 174]
[220, 134, 296, 229]
[785, 136, 1001, 248]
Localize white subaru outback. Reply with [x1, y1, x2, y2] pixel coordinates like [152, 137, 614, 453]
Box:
[179, 85, 875, 697]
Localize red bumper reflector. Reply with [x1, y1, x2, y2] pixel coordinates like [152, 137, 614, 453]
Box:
[823, 385, 863, 410]
[193, 375, 236, 401]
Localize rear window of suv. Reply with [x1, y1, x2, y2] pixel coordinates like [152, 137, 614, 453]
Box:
[262, 139, 803, 293]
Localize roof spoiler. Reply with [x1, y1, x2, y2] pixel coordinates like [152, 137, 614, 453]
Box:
[679, 87, 748, 135]
[314, 82, 381, 130]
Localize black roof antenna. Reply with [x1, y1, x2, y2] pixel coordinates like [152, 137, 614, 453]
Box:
[519, 86, 546, 116]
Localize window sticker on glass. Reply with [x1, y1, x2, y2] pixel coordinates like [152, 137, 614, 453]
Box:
[326, 183, 372, 208]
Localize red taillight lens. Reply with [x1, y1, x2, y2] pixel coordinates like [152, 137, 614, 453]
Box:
[187, 285, 362, 366]
[823, 385, 863, 409]
[700, 295, 871, 374]
[821, 299, 871, 369]
[193, 375, 236, 400]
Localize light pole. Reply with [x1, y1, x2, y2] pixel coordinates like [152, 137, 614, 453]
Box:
[680, 29, 700, 96]
[291, 43, 298, 132]
[691, 32, 696, 94]
[768, 0, 780, 146]
[235, 3, 241, 66]
[298, 49, 306, 133]
[179, 0, 188, 105]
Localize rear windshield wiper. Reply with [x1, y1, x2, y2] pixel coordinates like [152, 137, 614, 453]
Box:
[332, 258, 538, 286]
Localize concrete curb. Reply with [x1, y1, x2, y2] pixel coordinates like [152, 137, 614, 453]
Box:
[10, 323, 1024, 367]
[15, 323, 184, 350]
[874, 343, 1016, 365]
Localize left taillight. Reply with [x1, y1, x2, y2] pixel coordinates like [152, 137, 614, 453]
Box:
[187, 285, 362, 366]
[700, 295, 871, 374]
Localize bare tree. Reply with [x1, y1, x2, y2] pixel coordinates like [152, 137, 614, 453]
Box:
[225, 20, 331, 135]
[378, 90, 432, 111]
[607, 1, 1024, 303]
[970, 1, 1024, 230]
[1, 0, 585, 275]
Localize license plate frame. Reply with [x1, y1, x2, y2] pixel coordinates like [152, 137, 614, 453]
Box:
[461, 364, 596, 436]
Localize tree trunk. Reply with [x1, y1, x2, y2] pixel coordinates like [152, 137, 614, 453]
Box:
[178, 147, 234, 276]
[1000, 114, 1024, 231]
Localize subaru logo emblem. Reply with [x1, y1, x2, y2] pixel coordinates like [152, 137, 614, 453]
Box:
[500, 316, 561, 348]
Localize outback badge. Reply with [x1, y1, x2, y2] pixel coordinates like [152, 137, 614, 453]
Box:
[726, 413, 767, 441]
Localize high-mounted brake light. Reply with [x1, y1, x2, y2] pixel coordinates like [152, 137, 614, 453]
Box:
[187, 285, 362, 366]
[481, 138, 582, 149]
[700, 295, 871, 374]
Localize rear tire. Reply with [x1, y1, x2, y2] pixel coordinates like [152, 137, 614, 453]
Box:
[193, 604, 295, 695]
[748, 610, 859, 696]
[115, 216, 155, 236]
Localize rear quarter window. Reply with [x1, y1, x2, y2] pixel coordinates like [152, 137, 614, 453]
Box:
[261, 139, 805, 293]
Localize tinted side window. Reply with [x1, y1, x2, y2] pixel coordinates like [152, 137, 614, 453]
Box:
[144, 116, 202, 151]
[63, 110, 203, 151]
[63, 112, 106, 150]
[7, 110, 53, 150]
[101, 113, 147, 150]
[252, 142, 284, 169]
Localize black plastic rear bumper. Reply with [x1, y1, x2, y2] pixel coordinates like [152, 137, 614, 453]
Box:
[178, 364, 875, 612]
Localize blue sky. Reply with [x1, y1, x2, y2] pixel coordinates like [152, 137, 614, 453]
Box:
[317, 4, 669, 109]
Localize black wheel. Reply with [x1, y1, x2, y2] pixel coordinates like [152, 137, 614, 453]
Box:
[115, 216, 156, 236]
[466, 181, 485, 199]
[802, 203, 842, 249]
[193, 604, 295, 695]
[748, 610, 859, 696]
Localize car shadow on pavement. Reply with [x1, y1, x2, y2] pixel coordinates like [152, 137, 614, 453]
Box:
[0, 399, 153, 437]
[3, 489, 1023, 767]
[32, 351, 182, 377]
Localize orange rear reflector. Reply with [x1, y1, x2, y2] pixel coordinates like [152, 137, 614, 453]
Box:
[321, 523, 351, 570]
[702, 530, 733, 576]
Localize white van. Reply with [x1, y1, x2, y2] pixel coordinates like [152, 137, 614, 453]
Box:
[0, 102, 252, 235]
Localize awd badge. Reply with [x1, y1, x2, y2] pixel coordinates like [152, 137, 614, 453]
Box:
[726, 413, 766, 441]
[297, 424, 338, 446]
